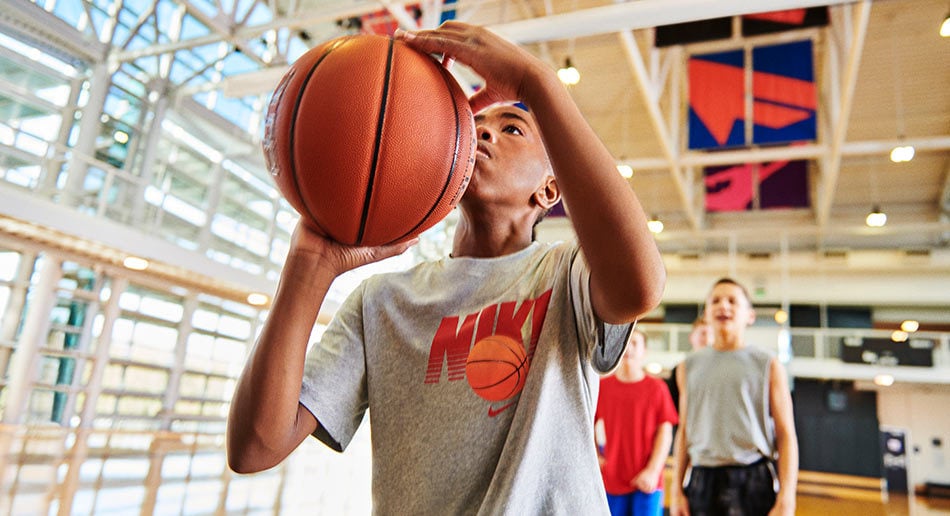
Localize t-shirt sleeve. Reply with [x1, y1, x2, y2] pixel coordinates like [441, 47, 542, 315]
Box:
[567, 244, 633, 374]
[299, 282, 369, 452]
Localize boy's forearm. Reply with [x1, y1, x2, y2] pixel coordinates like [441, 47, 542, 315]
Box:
[227, 257, 332, 472]
[645, 422, 673, 474]
[775, 426, 799, 502]
[671, 423, 689, 494]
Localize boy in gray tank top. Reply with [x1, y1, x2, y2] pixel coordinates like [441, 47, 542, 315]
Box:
[226, 22, 667, 515]
[670, 278, 799, 516]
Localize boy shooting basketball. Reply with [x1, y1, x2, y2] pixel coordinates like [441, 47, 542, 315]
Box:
[227, 22, 665, 514]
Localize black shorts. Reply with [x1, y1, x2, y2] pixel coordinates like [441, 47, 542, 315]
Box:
[685, 458, 777, 516]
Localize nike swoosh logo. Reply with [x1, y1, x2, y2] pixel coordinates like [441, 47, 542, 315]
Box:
[487, 400, 517, 418]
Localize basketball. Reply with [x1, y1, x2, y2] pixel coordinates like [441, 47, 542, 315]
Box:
[262, 34, 476, 246]
[465, 334, 530, 402]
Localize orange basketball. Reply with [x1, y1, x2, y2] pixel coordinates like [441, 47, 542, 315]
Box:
[465, 335, 530, 402]
[262, 34, 476, 246]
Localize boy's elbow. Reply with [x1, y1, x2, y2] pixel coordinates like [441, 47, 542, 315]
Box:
[226, 431, 284, 474]
[630, 266, 666, 317]
[227, 443, 280, 475]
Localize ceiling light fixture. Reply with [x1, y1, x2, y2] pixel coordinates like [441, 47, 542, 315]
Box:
[900, 320, 919, 332]
[891, 330, 909, 343]
[557, 58, 580, 85]
[617, 164, 633, 178]
[865, 205, 887, 227]
[647, 215, 664, 234]
[941, 10, 950, 37]
[247, 293, 269, 306]
[888, 37, 914, 163]
[889, 144, 915, 163]
[122, 256, 149, 270]
[774, 309, 789, 325]
[873, 374, 895, 387]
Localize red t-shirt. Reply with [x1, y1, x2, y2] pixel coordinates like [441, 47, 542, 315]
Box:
[595, 374, 679, 495]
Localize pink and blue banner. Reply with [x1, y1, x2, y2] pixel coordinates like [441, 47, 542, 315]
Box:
[705, 159, 809, 212]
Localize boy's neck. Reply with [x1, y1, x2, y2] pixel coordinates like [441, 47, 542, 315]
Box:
[451, 210, 535, 258]
[615, 364, 645, 383]
[712, 330, 745, 351]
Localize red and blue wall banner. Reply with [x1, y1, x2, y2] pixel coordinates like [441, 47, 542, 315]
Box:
[689, 40, 816, 150]
[705, 159, 809, 212]
[688, 49, 746, 150]
[752, 40, 817, 145]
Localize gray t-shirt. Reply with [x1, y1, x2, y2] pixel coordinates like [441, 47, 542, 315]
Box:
[684, 346, 776, 467]
[299, 241, 631, 515]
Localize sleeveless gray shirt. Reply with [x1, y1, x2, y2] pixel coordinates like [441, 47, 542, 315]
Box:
[684, 346, 776, 467]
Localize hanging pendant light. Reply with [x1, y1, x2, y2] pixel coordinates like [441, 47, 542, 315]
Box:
[865, 205, 887, 227]
[557, 58, 580, 85]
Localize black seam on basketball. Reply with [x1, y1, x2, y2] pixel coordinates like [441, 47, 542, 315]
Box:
[288, 39, 350, 237]
[499, 338, 526, 362]
[393, 62, 465, 244]
[469, 362, 524, 393]
[358, 38, 394, 246]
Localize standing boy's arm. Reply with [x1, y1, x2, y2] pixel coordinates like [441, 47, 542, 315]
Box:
[227, 224, 415, 473]
[768, 358, 799, 516]
[396, 23, 665, 324]
[670, 364, 691, 516]
[634, 421, 673, 493]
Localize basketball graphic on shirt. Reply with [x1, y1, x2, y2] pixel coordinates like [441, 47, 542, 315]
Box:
[465, 334, 529, 402]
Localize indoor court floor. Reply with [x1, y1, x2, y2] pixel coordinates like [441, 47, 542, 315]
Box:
[795, 493, 950, 516]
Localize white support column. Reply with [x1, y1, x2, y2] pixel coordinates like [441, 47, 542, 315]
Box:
[160, 295, 197, 430]
[619, 30, 699, 229]
[130, 87, 169, 225]
[197, 162, 226, 252]
[0, 255, 62, 424]
[62, 62, 112, 208]
[56, 276, 127, 516]
[815, 0, 870, 227]
[669, 46, 682, 158]
[40, 76, 84, 197]
[0, 254, 63, 490]
[140, 294, 196, 515]
[728, 233, 738, 279]
[0, 251, 36, 379]
[58, 274, 103, 425]
[778, 233, 792, 364]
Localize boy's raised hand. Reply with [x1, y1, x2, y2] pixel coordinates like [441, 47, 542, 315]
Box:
[396, 22, 550, 113]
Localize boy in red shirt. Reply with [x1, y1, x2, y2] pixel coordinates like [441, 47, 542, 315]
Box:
[596, 329, 678, 515]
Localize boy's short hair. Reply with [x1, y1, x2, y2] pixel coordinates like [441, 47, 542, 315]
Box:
[710, 277, 752, 305]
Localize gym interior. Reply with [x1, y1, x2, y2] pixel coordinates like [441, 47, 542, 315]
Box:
[0, 0, 948, 514]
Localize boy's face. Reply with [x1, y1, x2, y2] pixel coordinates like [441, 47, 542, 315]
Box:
[463, 104, 553, 207]
[622, 331, 646, 369]
[704, 282, 755, 336]
[688, 323, 712, 350]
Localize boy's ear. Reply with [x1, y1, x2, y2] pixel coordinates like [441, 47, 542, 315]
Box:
[533, 175, 561, 210]
[746, 308, 757, 326]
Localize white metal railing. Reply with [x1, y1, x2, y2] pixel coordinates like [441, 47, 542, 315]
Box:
[639, 322, 950, 383]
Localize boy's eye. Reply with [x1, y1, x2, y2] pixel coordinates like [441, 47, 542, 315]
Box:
[502, 125, 523, 135]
